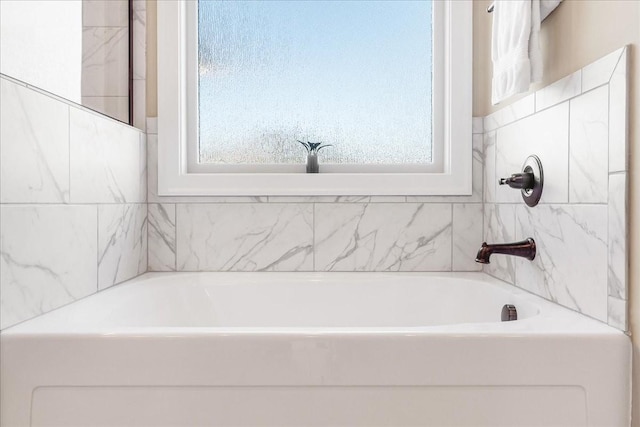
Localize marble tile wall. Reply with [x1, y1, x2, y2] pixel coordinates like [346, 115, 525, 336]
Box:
[482, 47, 628, 331]
[0, 76, 147, 330]
[146, 118, 485, 274]
[81, 0, 130, 123]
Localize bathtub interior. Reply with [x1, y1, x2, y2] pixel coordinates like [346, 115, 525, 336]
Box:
[4, 272, 544, 330]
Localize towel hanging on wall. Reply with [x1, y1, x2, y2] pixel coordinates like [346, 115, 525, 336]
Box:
[491, 0, 562, 105]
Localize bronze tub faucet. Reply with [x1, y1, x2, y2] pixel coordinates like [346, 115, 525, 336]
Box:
[475, 238, 536, 264]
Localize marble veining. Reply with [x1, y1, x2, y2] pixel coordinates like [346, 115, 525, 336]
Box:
[569, 85, 609, 203]
[132, 6, 146, 81]
[148, 203, 177, 272]
[70, 107, 145, 203]
[608, 173, 626, 299]
[177, 204, 313, 271]
[515, 205, 607, 322]
[608, 49, 628, 173]
[452, 204, 483, 271]
[483, 204, 516, 283]
[608, 296, 626, 331]
[482, 131, 496, 203]
[0, 205, 97, 329]
[82, 27, 129, 97]
[314, 203, 452, 272]
[98, 204, 148, 290]
[0, 77, 70, 203]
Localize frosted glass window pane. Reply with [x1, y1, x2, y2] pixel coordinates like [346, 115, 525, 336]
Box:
[198, 0, 433, 165]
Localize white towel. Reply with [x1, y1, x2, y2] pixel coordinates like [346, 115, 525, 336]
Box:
[491, 0, 562, 105]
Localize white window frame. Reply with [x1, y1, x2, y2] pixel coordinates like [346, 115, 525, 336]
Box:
[157, 0, 472, 196]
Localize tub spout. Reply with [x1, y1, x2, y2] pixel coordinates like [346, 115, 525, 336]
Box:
[475, 238, 536, 264]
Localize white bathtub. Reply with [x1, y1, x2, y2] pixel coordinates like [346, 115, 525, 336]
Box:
[1, 272, 630, 426]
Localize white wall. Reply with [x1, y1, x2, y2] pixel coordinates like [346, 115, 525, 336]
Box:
[0, 0, 82, 103]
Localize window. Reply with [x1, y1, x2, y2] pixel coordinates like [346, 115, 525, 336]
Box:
[193, 0, 436, 173]
[158, 0, 471, 195]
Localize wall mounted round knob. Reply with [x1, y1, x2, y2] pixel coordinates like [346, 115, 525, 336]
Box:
[498, 155, 543, 207]
[520, 155, 543, 207]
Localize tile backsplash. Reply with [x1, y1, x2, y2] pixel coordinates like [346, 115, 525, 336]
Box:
[0, 75, 147, 330]
[483, 46, 628, 331]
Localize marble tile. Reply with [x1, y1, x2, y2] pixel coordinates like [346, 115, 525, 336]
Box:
[82, 27, 129, 97]
[496, 102, 569, 204]
[535, 70, 581, 112]
[0, 205, 97, 329]
[147, 135, 266, 204]
[82, 96, 129, 123]
[98, 204, 147, 290]
[608, 296, 627, 331]
[569, 86, 609, 203]
[482, 204, 516, 283]
[407, 133, 483, 203]
[148, 204, 176, 272]
[452, 204, 483, 271]
[70, 107, 145, 203]
[483, 94, 535, 132]
[133, 80, 146, 130]
[177, 204, 313, 271]
[472, 117, 483, 134]
[581, 47, 624, 93]
[132, 6, 146, 80]
[82, 0, 129, 27]
[314, 203, 452, 272]
[609, 48, 628, 173]
[608, 173, 627, 299]
[0, 78, 70, 203]
[483, 131, 497, 203]
[515, 205, 608, 322]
